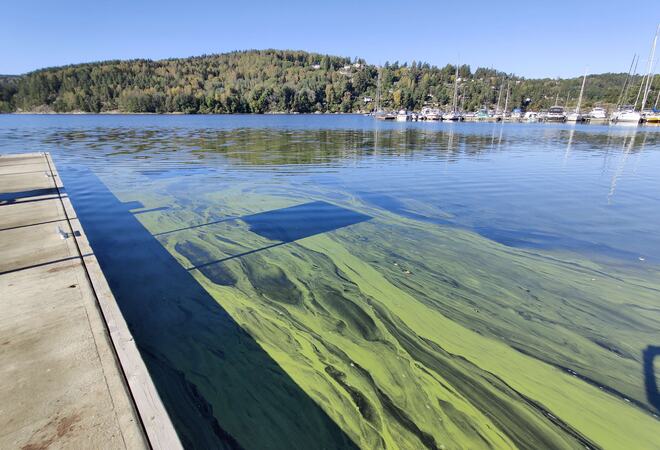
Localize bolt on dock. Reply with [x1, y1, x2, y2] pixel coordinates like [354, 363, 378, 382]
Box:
[0, 153, 181, 449]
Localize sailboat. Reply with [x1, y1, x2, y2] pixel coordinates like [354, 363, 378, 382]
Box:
[373, 67, 395, 120]
[493, 80, 504, 121]
[611, 107, 642, 124]
[442, 64, 463, 121]
[567, 69, 588, 122]
[501, 82, 511, 121]
[611, 54, 638, 123]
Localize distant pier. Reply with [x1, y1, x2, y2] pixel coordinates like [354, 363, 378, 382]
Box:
[0, 153, 181, 449]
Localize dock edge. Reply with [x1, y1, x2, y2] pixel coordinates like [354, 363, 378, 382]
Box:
[44, 152, 183, 450]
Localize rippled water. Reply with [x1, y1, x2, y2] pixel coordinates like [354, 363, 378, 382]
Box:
[1, 115, 659, 449]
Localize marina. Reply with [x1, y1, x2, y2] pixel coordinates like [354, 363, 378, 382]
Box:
[372, 26, 659, 126]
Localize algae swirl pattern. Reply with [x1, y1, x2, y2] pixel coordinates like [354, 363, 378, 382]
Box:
[138, 183, 660, 450]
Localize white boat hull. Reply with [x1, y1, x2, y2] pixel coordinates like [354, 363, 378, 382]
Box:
[588, 109, 608, 121]
[442, 113, 462, 121]
[611, 111, 641, 123]
[566, 113, 585, 122]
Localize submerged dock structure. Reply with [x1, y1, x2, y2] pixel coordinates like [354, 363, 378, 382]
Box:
[0, 153, 181, 449]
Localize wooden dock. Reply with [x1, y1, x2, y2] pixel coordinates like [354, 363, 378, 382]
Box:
[0, 153, 181, 449]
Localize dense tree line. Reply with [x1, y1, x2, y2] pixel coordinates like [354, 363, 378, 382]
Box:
[0, 76, 19, 112]
[0, 50, 651, 114]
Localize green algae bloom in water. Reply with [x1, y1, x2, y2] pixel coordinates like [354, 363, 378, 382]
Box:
[2, 115, 660, 449]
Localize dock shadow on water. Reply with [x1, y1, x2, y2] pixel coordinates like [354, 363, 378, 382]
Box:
[61, 167, 358, 450]
[184, 201, 372, 271]
[243, 201, 371, 243]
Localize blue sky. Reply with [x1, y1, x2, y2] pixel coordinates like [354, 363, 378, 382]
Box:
[2, 1, 657, 78]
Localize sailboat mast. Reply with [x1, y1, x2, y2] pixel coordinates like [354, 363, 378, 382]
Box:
[634, 73, 646, 110]
[617, 54, 637, 108]
[452, 64, 459, 112]
[622, 55, 639, 104]
[649, 73, 658, 108]
[375, 66, 382, 113]
[503, 82, 510, 116]
[641, 24, 660, 111]
[576, 69, 587, 114]
[495, 80, 504, 114]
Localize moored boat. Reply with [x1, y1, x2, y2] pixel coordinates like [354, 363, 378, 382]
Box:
[375, 111, 396, 120]
[566, 112, 586, 122]
[443, 63, 463, 121]
[442, 111, 463, 121]
[645, 112, 660, 124]
[611, 106, 641, 123]
[566, 70, 588, 123]
[588, 107, 608, 121]
[523, 111, 539, 123]
[545, 106, 567, 122]
[421, 107, 442, 120]
[475, 109, 490, 121]
[395, 109, 411, 121]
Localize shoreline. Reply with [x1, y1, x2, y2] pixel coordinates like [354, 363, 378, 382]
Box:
[6, 111, 366, 116]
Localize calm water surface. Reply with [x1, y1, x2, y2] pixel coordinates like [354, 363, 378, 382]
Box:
[1, 115, 659, 449]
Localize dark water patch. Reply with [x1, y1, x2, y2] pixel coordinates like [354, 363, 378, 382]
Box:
[360, 190, 647, 263]
[315, 285, 380, 341]
[325, 365, 378, 424]
[132, 206, 171, 215]
[242, 257, 303, 305]
[357, 191, 452, 226]
[243, 200, 371, 242]
[375, 385, 439, 450]
[473, 226, 646, 262]
[141, 347, 244, 450]
[591, 339, 628, 359]
[437, 399, 496, 449]
[643, 346, 660, 413]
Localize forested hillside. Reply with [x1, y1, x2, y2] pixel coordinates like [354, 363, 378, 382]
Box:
[0, 50, 648, 114]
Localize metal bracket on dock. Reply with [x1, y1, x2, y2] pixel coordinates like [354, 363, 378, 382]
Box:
[44, 171, 57, 178]
[57, 226, 81, 239]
